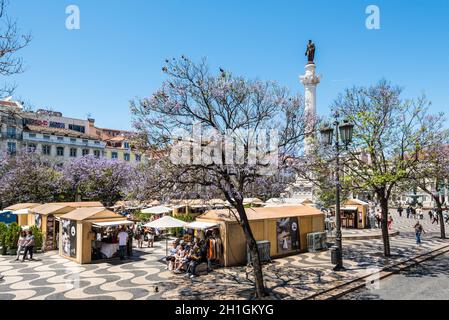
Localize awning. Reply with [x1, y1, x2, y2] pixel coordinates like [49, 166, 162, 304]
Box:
[143, 216, 187, 229]
[0, 210, 12, 214]
[141, 206, 172, 215]
[341, 206, 358, 211]
[184, 221, 218, 230]
[13, 209, 30, 215]
[92, 221, 134, 228]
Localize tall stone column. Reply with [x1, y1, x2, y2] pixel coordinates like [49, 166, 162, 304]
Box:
[300, 63, 321, 155]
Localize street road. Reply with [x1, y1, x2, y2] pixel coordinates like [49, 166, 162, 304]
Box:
[340, 252, 449, 300]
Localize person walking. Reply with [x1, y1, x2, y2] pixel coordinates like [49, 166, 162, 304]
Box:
[406, 206, 411, 219]
[397, 205, 403, 218]
[117, 227, 128, 261]
[375, 210, 382, 228]
[432, 211, 439, 225]
[15, 231, 27, 261]
[428, 210, 434, 220]
[126, 226, 134, 258]
[148, 229, 155, 248]
[414, 221, 425, 245]
[22, 230, 35, 262]
[387, 214, 394, 230]
[137, 226, 145, 248]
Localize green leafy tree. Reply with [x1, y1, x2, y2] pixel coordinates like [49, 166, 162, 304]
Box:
[333, 80, 444, 256]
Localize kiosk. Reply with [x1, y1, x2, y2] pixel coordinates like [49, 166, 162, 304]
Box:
[59, 207, 132, 264]
[196, 205, 325, 266]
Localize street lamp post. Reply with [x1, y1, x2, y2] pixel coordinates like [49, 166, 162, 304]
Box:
[320, 116, 354, 271]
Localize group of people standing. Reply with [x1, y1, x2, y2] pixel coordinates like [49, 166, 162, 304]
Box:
[135, 225, 158, 248]
[399, 205, 449, 225]
[15, 230, 35, 262]
[368, 207, 394, 230]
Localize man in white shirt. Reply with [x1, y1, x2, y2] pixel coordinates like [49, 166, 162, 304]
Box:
[117, 227, 128, 261]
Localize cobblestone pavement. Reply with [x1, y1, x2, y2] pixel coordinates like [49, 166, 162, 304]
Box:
[0, 212, 448, 300]
[339, 252, 449, 300]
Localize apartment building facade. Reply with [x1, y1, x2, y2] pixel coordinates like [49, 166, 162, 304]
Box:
[0, 100, 144, 163]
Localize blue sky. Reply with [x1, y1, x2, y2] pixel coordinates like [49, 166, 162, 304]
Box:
[7, 0, 449, 130]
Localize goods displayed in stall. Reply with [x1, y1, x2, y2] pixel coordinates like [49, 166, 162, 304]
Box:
[59, 207, 132, 264]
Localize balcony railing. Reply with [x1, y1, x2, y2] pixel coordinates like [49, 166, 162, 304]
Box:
[0, 132, 22, 140]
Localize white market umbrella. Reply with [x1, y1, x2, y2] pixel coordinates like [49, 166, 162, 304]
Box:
[143, 215, 187, 229]
[143, 216, 188, 258]
[141, 206, 173, 215]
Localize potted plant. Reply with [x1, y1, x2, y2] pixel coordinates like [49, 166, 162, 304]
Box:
[6, 223, 21, 255]
[30, 225, 43, 253]
[0, 222, 7, 255]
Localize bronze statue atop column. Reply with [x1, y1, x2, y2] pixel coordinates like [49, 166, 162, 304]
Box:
[305, 40, 316, 64]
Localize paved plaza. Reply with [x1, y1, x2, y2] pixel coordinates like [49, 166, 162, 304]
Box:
[1, 212, 448, 300]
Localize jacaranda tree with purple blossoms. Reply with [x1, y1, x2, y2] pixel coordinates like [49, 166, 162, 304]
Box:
[130, 57, 307, 298]
[62, 155, 134, 207]
[0, 151, 64, 208]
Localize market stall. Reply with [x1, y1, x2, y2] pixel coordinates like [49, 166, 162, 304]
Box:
[339, 199, 369, 229]
[3, 203, 40, 226]
[29, 203, 77, 251]
[196, 205, 325, 267]
[58, 207, 131, 264]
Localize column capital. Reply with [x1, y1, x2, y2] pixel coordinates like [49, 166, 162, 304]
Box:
[300, 63, 321, 86]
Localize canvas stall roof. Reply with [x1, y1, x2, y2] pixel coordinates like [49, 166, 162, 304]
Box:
[141, 206, 173, 214]
[13, 209, 31, 215]
[60, 207, 124, 222]
[198, 205, 324, 223]
[184, 221, 219, 230]
[143, 216, 188, 229]
[341, 206, 359, 211]
[92, 221, 134, 228]
[243, 198, 264, 204]
[4, 203, 40, 211]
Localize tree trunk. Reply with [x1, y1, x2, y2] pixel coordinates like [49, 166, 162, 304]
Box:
[379, 194, 391, 257]
[435, 201, 446, 239]
[235, 201, 267, 298]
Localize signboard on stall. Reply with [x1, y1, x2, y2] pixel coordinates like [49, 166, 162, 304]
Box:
[276, 217, 300, 253]
[61, 219, 77, 258]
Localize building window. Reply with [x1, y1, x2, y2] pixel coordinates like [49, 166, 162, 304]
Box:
[57, 136, 64, 141]
[42, 145, 51, 155]
[94, 150, 100, 158]
[94, 141, 100, 145]
[29, 133, 36, 138]
[6, 126, 16, 138]
[43, 135, 51, 140]
[124, 153, 130, 161]
[82, 149, 90, 156]
[57, 147, 64, 157]
[111, 152, 118, 159]
[27, 144, 37, 153]
[7, 142, 16, 155]
[68, 124, 85, 133]
[124, 141, 130, 149]
[135, 154, 141, 162]
[70, 138, 77, 143]
[70, 148, 77, 157]
[82, 139, 88, 144]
